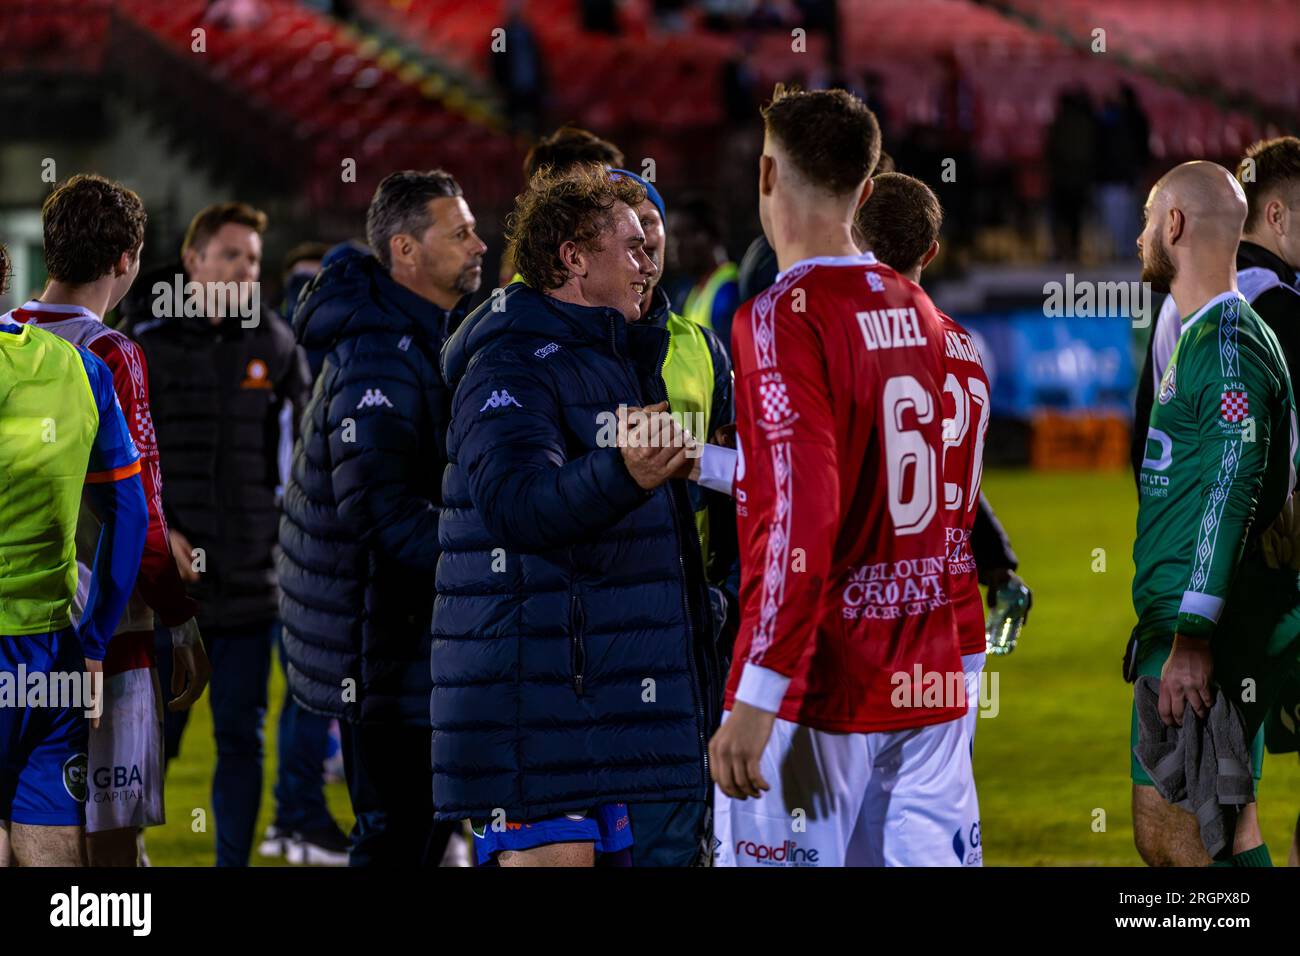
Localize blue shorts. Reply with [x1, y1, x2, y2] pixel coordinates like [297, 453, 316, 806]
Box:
[0, 628, 89, 826]
[471, 804, 633, 865]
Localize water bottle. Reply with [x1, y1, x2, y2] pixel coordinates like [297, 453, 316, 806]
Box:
[986, 574, 1032, 655]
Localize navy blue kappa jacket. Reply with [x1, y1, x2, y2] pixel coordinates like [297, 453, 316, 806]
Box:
[432, 282, 721, 822]
[279, 249, 463, 725]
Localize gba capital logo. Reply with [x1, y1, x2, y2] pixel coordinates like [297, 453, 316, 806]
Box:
[50, 886, 151, 936]
[952, 821, 982, 866]
[93, 763, 144, 797]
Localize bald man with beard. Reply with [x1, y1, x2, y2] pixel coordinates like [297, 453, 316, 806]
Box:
[1129, 161, 1300, 866]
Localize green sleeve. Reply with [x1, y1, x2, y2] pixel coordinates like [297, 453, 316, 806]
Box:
[1178, 320, 1276, 638]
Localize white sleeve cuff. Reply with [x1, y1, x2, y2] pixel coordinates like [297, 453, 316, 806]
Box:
[696, 443, 737, 497]
[1179, 590, 1224, 623]
[734, 663, 791, 714]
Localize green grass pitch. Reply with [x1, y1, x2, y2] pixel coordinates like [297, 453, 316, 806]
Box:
[143, 469, 1299, 866]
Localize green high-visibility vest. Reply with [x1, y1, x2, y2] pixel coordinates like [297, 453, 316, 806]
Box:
[683, 262, 738, 331]
[0, 323, 102, 634]
[662, 310, 716, 562]
[508, 273, 720, 565]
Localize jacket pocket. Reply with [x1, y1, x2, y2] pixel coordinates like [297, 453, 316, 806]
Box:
[569, 593, 587, 697]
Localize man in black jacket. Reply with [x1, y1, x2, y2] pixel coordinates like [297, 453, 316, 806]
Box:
[277, 171, 486, 866]
[126, 201, 312, 866]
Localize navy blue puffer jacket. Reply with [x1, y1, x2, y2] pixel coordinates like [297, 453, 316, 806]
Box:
[432, 283, 721, 822]
[278, 249, 462, 725]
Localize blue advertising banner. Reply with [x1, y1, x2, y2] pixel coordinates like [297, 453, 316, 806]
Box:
[958, 311, 1136, 419]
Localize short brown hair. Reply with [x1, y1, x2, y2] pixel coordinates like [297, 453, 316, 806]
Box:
[855, 173, 943, 274]
[1237, 136, 1300, 231]
[506, 164, 645, 292]
[42, 174, 147, 285]
[523, 125, 625, 181]
[761, 85, 881, 195]
[182, 201, 268, 256]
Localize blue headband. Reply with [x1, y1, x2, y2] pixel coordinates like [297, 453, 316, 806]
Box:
[610, 168, 666, 227]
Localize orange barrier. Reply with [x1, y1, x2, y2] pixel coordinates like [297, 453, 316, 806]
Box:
[1029, 411, 1130, 470]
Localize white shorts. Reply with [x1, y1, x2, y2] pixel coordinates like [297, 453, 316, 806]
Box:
[86, 667, 165, 833]
[962, 652, 986, 748]
[713, 710, 981, 867]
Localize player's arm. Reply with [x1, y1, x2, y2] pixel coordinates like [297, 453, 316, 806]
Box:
[95, 337, 200, 628]
[1177, 346, 1277, 638]
[730, 337, 839, 704]
[328, 351, 443, 572]
[78, 351, 148, 666]
[972, 492, 1018, 586]
[95, 337, 209, 708]
[690, 325, 741, 499]
[1163, 334, 1278, 725]
[710, 303, 840, 799]
[454, 356, 669, 554]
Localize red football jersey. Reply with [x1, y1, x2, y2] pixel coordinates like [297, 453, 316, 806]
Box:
[727, 254, 965, 733]
[937, 310, 991, 656]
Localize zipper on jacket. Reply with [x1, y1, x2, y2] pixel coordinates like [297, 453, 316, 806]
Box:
[569, 593, 587, 697]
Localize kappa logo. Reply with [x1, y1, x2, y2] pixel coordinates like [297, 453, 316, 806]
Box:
[480, 389, 523, 411]
[534, 342, 560, 359]
[356, 388, 394, 409]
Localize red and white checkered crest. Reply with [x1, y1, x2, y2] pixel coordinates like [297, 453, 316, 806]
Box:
[1220, 389, 1249, 423]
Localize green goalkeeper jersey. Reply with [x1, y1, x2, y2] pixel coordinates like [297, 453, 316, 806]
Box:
[1134, 291, 1300, 640]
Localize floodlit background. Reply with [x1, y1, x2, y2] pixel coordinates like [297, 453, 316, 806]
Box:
[2, 0, 1298, 865]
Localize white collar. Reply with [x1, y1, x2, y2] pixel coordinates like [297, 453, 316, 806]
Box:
[1179, 291, 1243, 334]
[775, 252, 877, 282]
[18, 299, 103, 323]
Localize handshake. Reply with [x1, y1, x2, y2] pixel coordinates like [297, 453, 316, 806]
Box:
[615, 401, 704, 491]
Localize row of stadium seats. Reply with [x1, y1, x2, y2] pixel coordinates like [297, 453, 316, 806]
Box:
[1002, 0, 1300, 114]
[111, 0, 522, 212]
[350, 0, 1277, 168]
[0, 0, 113, 71]
[353, 0, 731, 132]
